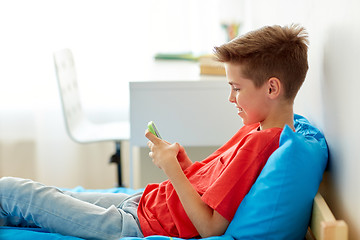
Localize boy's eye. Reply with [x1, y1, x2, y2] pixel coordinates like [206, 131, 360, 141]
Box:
[228, 83, 240, 92]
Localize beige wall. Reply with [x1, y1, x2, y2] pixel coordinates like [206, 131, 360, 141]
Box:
[0, 108, 121, 189]
[0, 141, 37, 180]
[0, 139, 120, 189]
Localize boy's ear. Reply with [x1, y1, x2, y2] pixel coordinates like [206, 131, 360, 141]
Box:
[267, 77, 281, 99]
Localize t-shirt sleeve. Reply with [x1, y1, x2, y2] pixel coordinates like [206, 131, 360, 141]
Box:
[201, 130, 280, 222]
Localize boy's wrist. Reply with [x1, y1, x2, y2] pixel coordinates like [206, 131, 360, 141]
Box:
[163, 158, 183, 179]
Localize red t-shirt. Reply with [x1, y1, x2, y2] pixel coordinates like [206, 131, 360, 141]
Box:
[137, 123, 282, 238]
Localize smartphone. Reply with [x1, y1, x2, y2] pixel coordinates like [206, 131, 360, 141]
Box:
[147, 121, 162, 139]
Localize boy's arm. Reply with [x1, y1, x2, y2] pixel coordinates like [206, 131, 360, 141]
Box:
[165, 162, 230, 237]
[146, 131, 229, 237]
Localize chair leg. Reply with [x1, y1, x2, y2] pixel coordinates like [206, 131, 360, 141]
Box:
[110, 141, 122, 187]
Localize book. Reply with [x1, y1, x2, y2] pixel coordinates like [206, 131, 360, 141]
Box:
[154, 52, 199, 61]
[199, 54, 226, 76]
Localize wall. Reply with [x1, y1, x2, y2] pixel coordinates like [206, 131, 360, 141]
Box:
[0, 108, 122, 189]
[246, 0, 360, 239]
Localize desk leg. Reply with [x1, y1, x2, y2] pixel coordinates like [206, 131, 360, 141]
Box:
[129, 145, 141, 189]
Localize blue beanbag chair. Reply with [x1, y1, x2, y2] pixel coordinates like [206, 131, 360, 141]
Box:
[0, 114, 327, 240]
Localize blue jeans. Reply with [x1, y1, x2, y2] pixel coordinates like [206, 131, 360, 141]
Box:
[0, 177, 144, 240]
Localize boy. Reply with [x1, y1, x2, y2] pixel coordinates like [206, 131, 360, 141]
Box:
[0, 24, 309, 240]
[141, 24, 308, 238]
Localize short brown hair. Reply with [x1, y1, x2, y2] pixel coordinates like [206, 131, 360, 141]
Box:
[214, 24, 309, 100]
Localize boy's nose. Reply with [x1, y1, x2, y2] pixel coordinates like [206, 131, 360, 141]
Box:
[228, 92, 235, 103]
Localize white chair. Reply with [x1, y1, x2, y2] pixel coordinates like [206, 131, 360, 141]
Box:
[53, 48, 129, 187]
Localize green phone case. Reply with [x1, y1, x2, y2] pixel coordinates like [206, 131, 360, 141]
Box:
[148, 121, 162, 139]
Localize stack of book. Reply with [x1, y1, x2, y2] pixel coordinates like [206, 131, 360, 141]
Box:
[154, 52, 226, 76]
[199, 54, 226, 76]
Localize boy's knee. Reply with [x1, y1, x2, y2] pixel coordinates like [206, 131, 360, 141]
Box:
[0, 177, 24, 191]
[0, 176, 15, 184]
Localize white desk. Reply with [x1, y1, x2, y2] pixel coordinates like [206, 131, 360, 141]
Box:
[129, 80, 242, 146]
[129, 79, 243, 187]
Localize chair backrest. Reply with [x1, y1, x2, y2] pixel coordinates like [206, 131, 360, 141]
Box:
[53, 48, 85, 141]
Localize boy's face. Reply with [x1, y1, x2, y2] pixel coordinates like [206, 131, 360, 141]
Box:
[225, 63, 271, 126]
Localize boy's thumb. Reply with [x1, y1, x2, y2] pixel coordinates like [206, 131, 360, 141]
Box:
[172, 142, 181, 152]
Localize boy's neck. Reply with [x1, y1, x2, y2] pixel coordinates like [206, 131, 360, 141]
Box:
[259, 102, 294, 131]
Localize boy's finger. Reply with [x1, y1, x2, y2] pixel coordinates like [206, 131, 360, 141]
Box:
[147, 141, 153, 148]
[145, 129, 161, 144]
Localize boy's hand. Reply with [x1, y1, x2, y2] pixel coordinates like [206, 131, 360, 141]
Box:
[145, 130, 229, 237]
[145, 130, 181, 174]
[145, 130, 192, 172]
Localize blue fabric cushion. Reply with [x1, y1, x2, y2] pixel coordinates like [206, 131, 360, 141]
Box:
[224, 114, 328, 240]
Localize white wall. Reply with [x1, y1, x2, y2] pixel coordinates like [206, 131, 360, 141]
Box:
[246, 0, 360, 239]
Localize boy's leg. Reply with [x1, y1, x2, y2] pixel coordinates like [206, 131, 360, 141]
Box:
[64, 190, 143, 235]
[0, 177, 143, 240]
[64, 190, 138, 209]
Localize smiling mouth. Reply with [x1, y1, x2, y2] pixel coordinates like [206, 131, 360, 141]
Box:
[237, 107, 243, 114]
